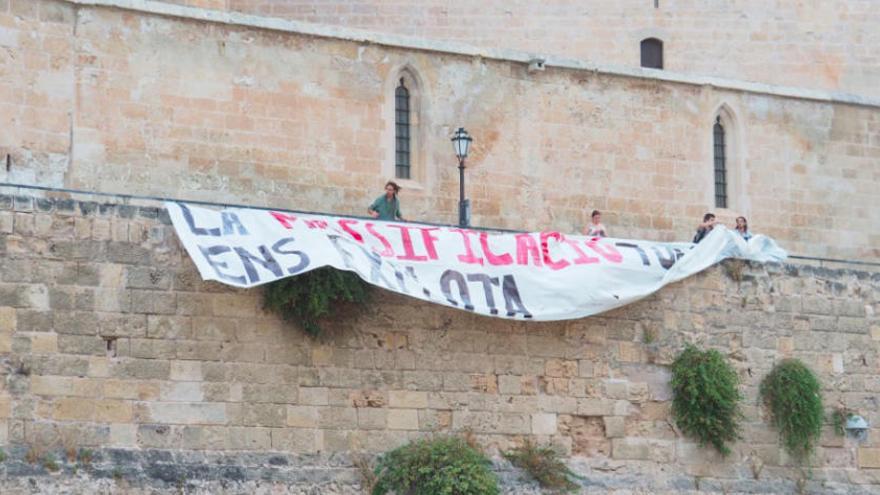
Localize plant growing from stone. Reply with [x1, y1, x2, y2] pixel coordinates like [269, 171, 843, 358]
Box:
[263, 267, 369, 336]
[504, 441, 580, 493]
[670, 345, 742, 455]
[760, 359, 824, 462]
[372, 436, 499, 495]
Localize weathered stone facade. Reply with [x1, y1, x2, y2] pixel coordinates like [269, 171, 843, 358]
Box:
[2, 0, 879, 493]
[0, 0, 878, 261]
[0, 192, 878, 493]
[162, 0, 880, 99]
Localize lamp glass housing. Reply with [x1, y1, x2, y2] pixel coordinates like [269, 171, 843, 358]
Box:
[451, 127, 472, 161]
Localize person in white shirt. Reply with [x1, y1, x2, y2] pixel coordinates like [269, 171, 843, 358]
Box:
[735, 216, 753, 241]
[584, 210, 607, 237]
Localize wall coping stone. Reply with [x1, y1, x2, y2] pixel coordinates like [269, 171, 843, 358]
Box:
[3, 188, 879, 276]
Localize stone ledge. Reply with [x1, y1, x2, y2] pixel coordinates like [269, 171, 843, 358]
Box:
[2, 189, 879, 275]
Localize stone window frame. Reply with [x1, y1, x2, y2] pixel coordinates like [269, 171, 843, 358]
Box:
[383, 65, 427, 189]
[707, 103, 746, 213]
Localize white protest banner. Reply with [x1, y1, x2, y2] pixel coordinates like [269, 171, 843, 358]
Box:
[165, 202, 787, 321]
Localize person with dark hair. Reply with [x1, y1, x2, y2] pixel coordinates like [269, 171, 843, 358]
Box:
[368, 181, 405, 221]
[693, 212, 717, 243]
[735, 216, 752, 241]
[584, 210, 607, 237]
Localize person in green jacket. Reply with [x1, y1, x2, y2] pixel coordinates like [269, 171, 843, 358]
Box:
[368, 181, 406, 221]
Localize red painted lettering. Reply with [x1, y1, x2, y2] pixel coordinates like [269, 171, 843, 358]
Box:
[540, 232, 570, 270]
[515, 234, 542, 266]
[305, 219, 328, 229]
[388, 224, 428, 262]
[365, 223, 395, 257]
[270, 211, 297, 229]
[419, 227, 441, 261]
[480, 232, 513, 266]
[585, 239, 623, 263]
[450, 229, 484, 265]
[564, 239, 600, 265]
[337, 219, 364, 243]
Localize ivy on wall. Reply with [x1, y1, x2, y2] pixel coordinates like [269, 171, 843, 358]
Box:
[759, 359, 824, 462]
[670, 345, 743, 456]
[263, 267, 370, 336]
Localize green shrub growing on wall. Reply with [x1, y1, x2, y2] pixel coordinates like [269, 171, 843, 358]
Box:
[504, 441, 580, 493]
[760, 359, 824, 462]
[372, 437, 499, 495]
[670, 345, 742, 455]
[263, 267, 369, 336]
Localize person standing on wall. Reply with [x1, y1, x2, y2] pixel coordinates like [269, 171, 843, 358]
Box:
[584, 210, 607, 237]
[368, 181, 406, 221]
[735, 216, 753, 241]
[693, 212, 717, 243]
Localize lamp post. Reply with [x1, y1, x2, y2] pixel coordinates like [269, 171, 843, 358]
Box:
[451, 127, 473, 227]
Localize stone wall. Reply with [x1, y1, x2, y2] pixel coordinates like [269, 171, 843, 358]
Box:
[154, 0, 880, 99]
[1, 1, 879, 261]
[0, 192, 878, 493]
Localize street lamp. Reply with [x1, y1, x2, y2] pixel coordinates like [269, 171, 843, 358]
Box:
[451, 127, 473, 227]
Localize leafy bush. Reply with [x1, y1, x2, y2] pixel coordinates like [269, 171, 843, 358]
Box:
[504, 441, 579, 493]
[759, 359, 824, 461]
[372, 437, 499, 495]
[263, 267, 369, 336]
[670, 345, 742, 455]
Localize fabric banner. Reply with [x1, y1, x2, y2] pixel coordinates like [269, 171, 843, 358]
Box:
[165, 202, 787, 321]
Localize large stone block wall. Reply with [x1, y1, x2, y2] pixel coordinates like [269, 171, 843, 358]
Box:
[1, 1, 878, 261]
[157, 0, 880, 99]
[0, 193, 878, 493]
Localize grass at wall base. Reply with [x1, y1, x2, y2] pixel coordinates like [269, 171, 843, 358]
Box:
[670, 345, 743, 456]
[263, 267, 370, 336]
[759, 359, 824, 462]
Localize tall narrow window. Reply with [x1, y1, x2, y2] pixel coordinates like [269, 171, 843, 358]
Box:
[713, 116, 727, 208]
[640, 38, 663, 69]
[395, 78, 411, 179]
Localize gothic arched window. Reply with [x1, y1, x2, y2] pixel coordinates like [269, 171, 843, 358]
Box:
[713, 116, 727, 208]
[395, 78, 411, 179]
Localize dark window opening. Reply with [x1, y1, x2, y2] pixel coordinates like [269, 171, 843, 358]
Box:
[713, 116, 728, 208]
[640, 38, 663, 69]
[395, 78, 411, 179]
[104, 336, 118, 358]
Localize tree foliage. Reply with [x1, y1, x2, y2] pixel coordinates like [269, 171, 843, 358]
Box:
[263, 267, 369, 336]
[670, 345, 743, 456]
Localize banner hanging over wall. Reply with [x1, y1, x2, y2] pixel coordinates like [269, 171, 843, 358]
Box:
[166, 202, 787, 321]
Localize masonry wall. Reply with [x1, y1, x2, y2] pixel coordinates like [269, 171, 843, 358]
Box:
[155, 0, 880, 99]
[0, 193, 878, 493]
[1, 1, 879, 262]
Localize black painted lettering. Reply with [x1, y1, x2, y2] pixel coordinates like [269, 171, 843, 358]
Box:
[651, 246, 677, 270]
[271, 238, 310, 275]
[615, 242, 651, 266]
[179, 203, 220, 236]
[221, 212, 249, 236]
[234, 245, 282, 283]
[467, 273, 500, 315]
[197, 245, 246, 284]
[501, 275, 532, 318]
[440, 270, 474, 311]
